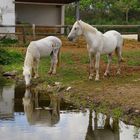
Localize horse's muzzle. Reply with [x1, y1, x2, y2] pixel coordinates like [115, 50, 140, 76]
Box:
[26, 83, 31, 88]
[67, 36, 73, 41]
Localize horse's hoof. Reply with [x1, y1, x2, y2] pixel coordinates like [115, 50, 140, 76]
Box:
[104, 72, 110, 77]
[95, 78, 99, 81]
[52, 72, 56, 75]
[34, 75, 39, 79]
[89, 76, 93, 80]
[116, 71, 121, 75]
[26, 84, 31, 88]
[48, 71, 52, 75]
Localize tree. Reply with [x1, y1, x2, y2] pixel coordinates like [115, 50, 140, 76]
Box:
[115, 0, 139, 23]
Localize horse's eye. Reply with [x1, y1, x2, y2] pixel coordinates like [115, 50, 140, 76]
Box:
[74, 27, 77, 30]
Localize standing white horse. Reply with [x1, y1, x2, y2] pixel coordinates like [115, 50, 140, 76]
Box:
[68, 20, 123, 81]
[23, 36, 62, 87]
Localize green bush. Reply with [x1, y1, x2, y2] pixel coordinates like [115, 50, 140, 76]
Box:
[0, 38, 18, 46]
[0, 48, 23, 65]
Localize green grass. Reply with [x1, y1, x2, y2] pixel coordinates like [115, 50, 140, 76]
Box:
[0, 48, 23, 66]
[112, 107, 123, 119]
[0, 38, 19, 47]
[1, 48, 140, 85]
[38, 54, 87, 84]
[123, 51, 140, 66]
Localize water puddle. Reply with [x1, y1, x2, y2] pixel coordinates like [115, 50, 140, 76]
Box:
[0, 83, 140, 140]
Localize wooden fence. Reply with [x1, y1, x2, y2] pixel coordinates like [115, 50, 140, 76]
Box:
[0, 24, 140, 44]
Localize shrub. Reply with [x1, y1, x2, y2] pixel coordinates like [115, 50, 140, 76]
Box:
[0, 38, 18, 47]
[0, 48, 23, 65]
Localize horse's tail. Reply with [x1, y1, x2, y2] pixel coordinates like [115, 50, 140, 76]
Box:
[57, 48, 61, 67]
[115, 47, 125, 62]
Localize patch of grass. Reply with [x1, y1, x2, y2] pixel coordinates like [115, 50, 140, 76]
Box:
[61, 52, 75, 65]
[123, 50, 140, 66]
[80, 54, 89, 64]
[101, 55, 118, 64]
[112, 107, 123, 119]
[96, 102, 109, 114]
[38, 53, 87, 84]
[0, 48, 23, 65]
[133, 117, 140, 127]
[0, 38, 18, 46]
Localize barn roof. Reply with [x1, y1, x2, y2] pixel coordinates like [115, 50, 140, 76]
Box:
[15, 0, 79, 4]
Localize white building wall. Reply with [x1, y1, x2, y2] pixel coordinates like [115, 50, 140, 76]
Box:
[0, 85, 15, 119]
[0, 0, 15, 33]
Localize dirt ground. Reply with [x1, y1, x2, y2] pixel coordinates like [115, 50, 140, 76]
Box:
[59, 38, 140, 125]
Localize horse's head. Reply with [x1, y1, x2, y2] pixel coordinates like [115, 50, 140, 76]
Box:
[22, 88, 34, 123]
[68, 20, 83, 42]
[23, 66, 32, 87]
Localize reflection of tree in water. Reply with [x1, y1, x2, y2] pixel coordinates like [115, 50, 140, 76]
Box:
[22, 88, 60, 126]
[0, 84, 15, 119]
[85, 110, 119, 140]
[0, 87, 2, 100]
[133, 127, 140, 139]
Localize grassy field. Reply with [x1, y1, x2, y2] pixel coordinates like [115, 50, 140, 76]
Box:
[2, 40, 140, 85]
[1, 38, 140, 126]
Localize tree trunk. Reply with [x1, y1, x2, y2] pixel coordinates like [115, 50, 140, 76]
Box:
[125, 9, 129, 23]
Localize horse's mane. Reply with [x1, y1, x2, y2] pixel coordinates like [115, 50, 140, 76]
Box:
[79, 20, 97, 33]
[24, 50, 34, 68]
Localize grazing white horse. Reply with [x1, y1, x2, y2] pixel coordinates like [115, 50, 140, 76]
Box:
[23, 36, 62, 87]
[68, 20, 123, 81]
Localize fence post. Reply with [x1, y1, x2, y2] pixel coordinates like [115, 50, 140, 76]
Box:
[64, 26, 69, 36]
[138, 26, 140, 42]
[32, 24, 36, 40]
[22, 26, 26, 44]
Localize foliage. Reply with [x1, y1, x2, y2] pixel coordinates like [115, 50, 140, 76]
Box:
[0, 48, 23, 65]
[65, 0, 140, 25]
[114, 0, 139, 23]
[112, 107, 123, 118]
[0, 38, 18, 46]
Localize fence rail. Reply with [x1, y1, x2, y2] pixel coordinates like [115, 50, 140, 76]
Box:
[0, 24, 140, 43]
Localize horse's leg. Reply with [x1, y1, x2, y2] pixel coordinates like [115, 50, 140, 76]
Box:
[52, 49, 59, 75]
[104, 53, 112, 76]
[95, 52, 100, 81]
[32, 60, 36, 77]
[34, 58, 40, 78]
[89, 53, 94, 80]
[116, 47, 123, 75]
[48, 53, 53, 74]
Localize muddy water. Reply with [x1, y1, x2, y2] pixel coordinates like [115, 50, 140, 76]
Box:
[0, 83, 140, 140]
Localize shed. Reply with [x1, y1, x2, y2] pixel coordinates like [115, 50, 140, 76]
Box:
[15, 0, 79, 26]
[0, 0, 79, 35]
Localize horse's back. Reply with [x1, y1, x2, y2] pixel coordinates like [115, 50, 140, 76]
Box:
[104, 30, 123, 47]
[28, 36, 62, 57]
[37, 36, 62, 48]
[101, 30, 123, 54]
[45, 36, 62, 46]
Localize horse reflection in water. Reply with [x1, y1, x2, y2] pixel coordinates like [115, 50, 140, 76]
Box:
[85, 110, 119, 140]
[22, 88, 60, 126]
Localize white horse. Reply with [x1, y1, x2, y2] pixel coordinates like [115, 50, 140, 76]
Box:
[23, 36, 62, 87]
[68, 20, 123, 81]
[22, 88, 60, 126]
